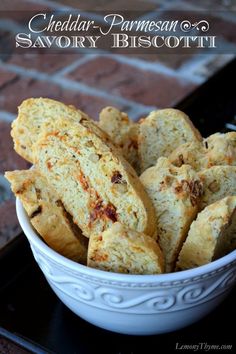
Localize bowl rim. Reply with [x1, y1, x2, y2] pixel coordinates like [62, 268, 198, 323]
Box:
[16, 197, 236, 283]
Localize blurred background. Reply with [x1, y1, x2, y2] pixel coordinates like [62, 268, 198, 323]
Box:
[0, 0, 235, 251]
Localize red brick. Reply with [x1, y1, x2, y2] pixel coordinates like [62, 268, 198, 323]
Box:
[210, 16, 236, 44]
[67, 57, 196, 107]
[0, 1, 51, 23]
[0, 0, 49, 11]
[125, 53, 196, 70]
[185, 0, 235, 10]
[0, 69, 17, 89]
[61, 91, 129, 120]
[7, 53, 82, 74]
[0, 121, 30, 173]
[160, 10, 236, 45]
[0, 71, 129, 118]
[0, 31, 13, 62]
[49, 0, 157, 11]
[0, 76, 63, 114]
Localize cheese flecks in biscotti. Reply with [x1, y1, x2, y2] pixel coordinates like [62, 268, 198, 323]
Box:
[98, 106, 140, 174]
[140, 157, 203, 273]
[169, 132, 236, 171]
[87, 222, 164, 274]
[198, 166, 236, 210]
[138, 108, 202, 173]
[11, 98, 91, 163]
[34, 116, 157, 239]
[5, 169, 88, 263]
[176, 196, 236, 270]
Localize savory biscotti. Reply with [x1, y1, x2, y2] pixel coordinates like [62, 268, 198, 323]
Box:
[5, 169, 88, 263]
[138, 109, 202, 173]
[98, 106, 140, 173]
[140, 157, 203, 272]
[34, 114, 157, 239]
[169, 132, 236, 171]
[87, 222, 164, 274]
[11, 98, 90, 163]
[176, 196, 236, 270]
[199, 166, 236, 210]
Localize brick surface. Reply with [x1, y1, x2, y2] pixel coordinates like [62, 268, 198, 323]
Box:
[0, 69, 17, 89]
[0, 0, 49, 11]
[0, 71, 129, 118]
[61, 90, 130, 120]
[7, 53, 82, 74]
[67, 56, 196, 107]
[160, 10, 236, 45]
[210, 16, 236, 44]
[0, 1, 51, 24]
[193, 54, 234, 79]
[126, 53, 196, 69]
[0, 31, 13, 62]
[186, 0, 236, 10]
[0, 75, 62, 113]
[48, 0, 158, 11]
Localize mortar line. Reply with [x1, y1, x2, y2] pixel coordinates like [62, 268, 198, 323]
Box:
[104, 53, 201, 83]
[54, 54, 98, 76]
[0, 62, 157, 112]
[0, 111, 16, 122]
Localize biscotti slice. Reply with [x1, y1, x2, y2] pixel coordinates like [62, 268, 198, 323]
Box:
[11, 98, 90, 163]
[87, 222, 164, 274]
[170, 132, 236, 171]
[140, 157, 203, 272]
[176, 196, 236, 270]
[169, 141, 204, 171]
[199, 166, 236, 210]
[98, 106, 140, 173]
[34, 115, 157, 239]
[5, 169, 88, 263]
[138, 108, 202, 173]
[206, 132, 236, 166]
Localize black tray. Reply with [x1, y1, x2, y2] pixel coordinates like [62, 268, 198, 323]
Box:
[1, 58, 236, 354]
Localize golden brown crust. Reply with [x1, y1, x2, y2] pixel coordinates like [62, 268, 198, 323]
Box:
[32, 101, 157, 239]
[5, 169, 88, 263]
[140, 157, 203, 272]
[170, 132, 236, 171]
[198, 166, 236, 210]
[176, 196, 236, 270]
[11, 98, 90, 163]
[138, 108, 202, 173]
[98, 106, 140, 174]
[87, 222, 164, 274]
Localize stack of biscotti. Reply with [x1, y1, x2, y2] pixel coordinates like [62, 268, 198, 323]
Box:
[98, 107, 202, 175]
[6, 98, 164, 275]
[6, 98, 236, 274]
[5, 169, 88, 264]
[98, 106, 236, 272]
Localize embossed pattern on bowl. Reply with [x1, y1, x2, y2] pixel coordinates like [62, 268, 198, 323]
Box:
[16, 198, 236, 335]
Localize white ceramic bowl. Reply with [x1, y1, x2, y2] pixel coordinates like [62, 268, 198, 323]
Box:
[16, 198, 236, 335]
